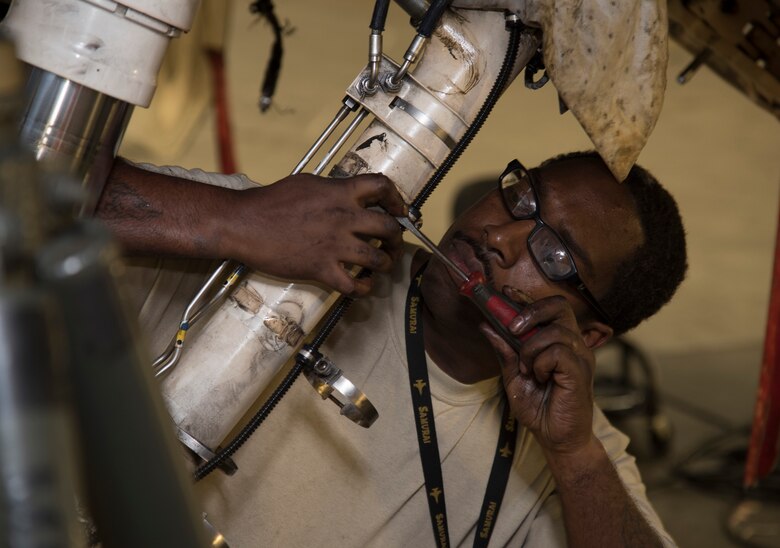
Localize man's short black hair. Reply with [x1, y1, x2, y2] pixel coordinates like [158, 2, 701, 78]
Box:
[540, 151, 688, 336]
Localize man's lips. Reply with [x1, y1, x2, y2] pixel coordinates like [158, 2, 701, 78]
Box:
[436, 233, 535, 308]
[440, 233, 490, 288]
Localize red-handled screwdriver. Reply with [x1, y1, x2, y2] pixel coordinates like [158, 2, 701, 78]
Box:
[397, 216, 538, 353]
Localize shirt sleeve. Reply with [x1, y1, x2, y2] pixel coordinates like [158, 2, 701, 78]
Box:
[127, 160, 260, 191]
[523, 407, 677, 547]
[522, 493, 567, 546]
[591, 407, 677, 547]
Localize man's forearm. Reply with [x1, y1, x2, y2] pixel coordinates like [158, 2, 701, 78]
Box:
[95, 159, 235, 260]
[544, 437, 664, 548]
[94, 158, 407, 295]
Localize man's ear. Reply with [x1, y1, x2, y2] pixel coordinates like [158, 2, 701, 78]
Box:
[580, 321, 613, 350]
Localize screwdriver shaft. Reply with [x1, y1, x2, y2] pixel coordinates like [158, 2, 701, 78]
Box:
[397, 216, 469, 282]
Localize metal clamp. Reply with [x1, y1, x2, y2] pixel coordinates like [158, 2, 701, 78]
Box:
[390, 97, 457, 150]
[300, 349, 378, 428]
[176, 428, 237, 476]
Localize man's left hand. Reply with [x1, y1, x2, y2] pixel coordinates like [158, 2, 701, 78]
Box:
[479, 295, 595, 457]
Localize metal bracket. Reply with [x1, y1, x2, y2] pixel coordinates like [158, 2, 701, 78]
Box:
[299, 348, 379, 428]
[176, 427, 237, 476]
[344, 55, 468, 168]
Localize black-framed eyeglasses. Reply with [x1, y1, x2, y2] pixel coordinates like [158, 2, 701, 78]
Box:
[498, 159, 612, 324]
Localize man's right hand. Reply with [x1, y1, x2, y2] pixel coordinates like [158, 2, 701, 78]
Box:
[97, 161, 407, 296]
[224, 173, 406, 296]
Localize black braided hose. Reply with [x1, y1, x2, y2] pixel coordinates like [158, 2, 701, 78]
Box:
[411, 18, 523, 211]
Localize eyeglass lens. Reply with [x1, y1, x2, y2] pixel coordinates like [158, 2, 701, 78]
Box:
[501, 170, 537, 218]
[528, 227, 576, 280]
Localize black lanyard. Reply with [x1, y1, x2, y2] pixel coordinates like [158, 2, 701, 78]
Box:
[405, 264, 518, 548]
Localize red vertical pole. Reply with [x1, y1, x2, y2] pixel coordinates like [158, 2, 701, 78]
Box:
[744, 194, 780, 487]
[206, 48, 238, 175]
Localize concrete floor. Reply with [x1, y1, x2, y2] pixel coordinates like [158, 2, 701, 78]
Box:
[120, 1, 780, 546]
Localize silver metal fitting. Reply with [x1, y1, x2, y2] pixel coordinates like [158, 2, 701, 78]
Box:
[313, 356, 335, 376]
[381, 71, 403, 93]
[407, 206, 423, 226]
[366, 31, 383, 91]
[505, 12, 523, 28]
[357, 76, 380, 97]
[369, 32, 383, 63]
[297, 347, 318, 367]
[404, 34, 427, 64]
[342, 95, 360, 111]
[385, 33, 427, 91]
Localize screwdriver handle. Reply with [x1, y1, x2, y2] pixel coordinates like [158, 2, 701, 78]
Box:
[458, 272, 538, 348]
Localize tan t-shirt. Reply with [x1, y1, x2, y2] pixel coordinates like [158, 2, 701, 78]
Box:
[192, 248, 676, 547]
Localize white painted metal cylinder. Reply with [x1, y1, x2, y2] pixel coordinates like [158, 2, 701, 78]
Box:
[1, 0, 199, 107]
[121, 0, 200, 31]
[162, 277, 332, 448]
[159, 9, 539, 451]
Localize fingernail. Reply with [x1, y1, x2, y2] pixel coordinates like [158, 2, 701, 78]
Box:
[510, 314, 526, 333]
[502, 285, 533, 305]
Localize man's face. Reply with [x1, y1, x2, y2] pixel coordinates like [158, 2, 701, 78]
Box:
[423, 158, 644, 326]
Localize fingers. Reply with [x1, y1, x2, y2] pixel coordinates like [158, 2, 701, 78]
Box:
[509, 316, 594, 386]
[524, 340, 585, 387]
[320, 263, 374, 297]
[479, 322, 527, 374]
[506, 296, 579, 339]
[353, 215, 404, 266]
[480, 322, 547, 413]
[352, 208, 404, 247]
[480, 295, 595, 387]
[347, 173, 408, 217]
[350, 276, 374, 297]
[338, 241, 396, 273]
[239, 172, 406, 295]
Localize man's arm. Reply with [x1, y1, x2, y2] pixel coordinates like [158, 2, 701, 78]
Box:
[541, 437, 664, 547]
[480, 296, 669, 547]
[95, 159, 406, 296]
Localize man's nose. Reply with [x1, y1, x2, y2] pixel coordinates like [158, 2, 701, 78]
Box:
[483, 220, 532, 268]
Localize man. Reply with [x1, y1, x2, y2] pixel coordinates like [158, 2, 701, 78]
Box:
[194, 150, 686, 546]
[96, 159, 407, 297]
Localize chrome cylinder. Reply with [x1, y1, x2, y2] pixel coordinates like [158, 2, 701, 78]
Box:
[18, 68, 133, 217]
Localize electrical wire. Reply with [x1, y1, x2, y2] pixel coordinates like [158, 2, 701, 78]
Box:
[250, 0, 288, 113]
[671, 427, 780, 501]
